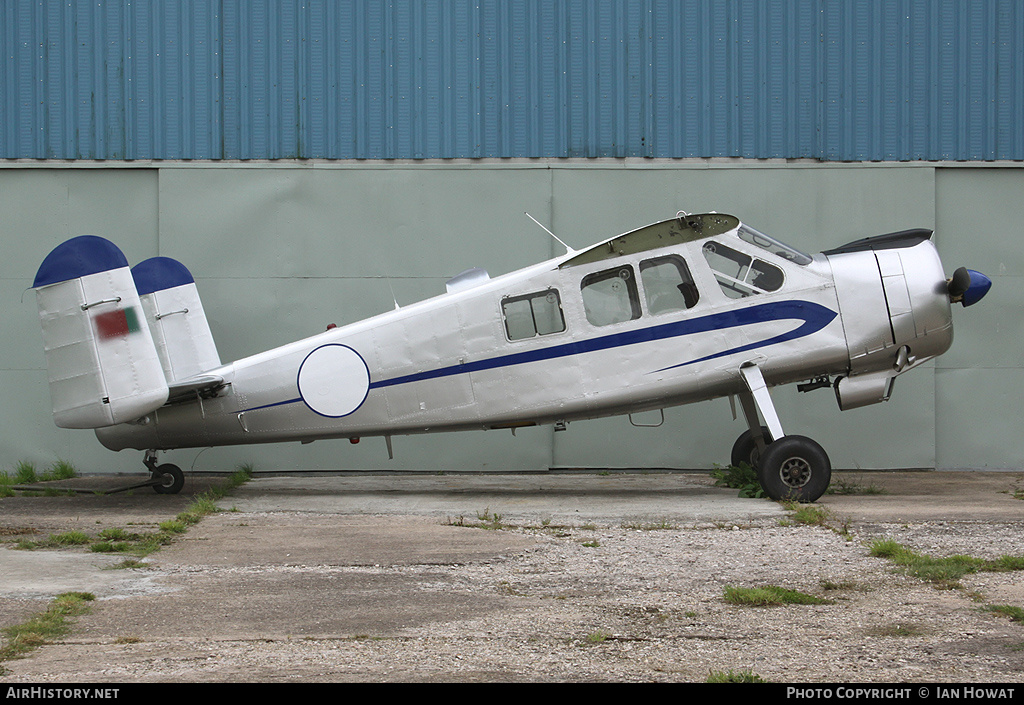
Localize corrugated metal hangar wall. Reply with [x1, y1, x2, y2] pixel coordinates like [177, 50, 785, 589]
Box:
[4, 0, 1023, 160]
[1, 1, 1021, 475]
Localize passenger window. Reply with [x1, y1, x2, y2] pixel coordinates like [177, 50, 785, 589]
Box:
[581, 266, 641, 327]
[640, 255, 699, 314]
[702, 241, 784, 299]
[501, 289, 566, 341]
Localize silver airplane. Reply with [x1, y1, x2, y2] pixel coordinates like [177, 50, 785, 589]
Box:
[31, 212, 991, 502]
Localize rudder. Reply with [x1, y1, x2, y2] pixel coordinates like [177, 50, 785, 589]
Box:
[131, 256, 222, 384]
[33, 236, 169, 428]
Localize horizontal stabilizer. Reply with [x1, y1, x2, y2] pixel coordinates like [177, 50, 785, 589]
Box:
[167, 374, 225, 404]
[33, 236, 169, 428]
[132, 257, 222, 384]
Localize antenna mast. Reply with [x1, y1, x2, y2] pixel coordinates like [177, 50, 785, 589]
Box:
[525, 212, 574, 254]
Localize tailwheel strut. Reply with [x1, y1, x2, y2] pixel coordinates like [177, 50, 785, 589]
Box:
[144, 450, 184, 495]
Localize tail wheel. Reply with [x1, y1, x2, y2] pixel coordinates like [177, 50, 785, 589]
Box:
[756, 436, 831, 503]
[731, 426, 772, 469]
[152, 464, 184, 495]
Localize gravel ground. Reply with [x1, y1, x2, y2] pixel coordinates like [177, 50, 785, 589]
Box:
[4, 517, 1024, 682]
[1, 472, 1023, 683]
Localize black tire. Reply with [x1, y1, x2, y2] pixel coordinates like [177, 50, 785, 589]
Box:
[755, 436, 831, 503]
[152, 464, 185, 495]
[731, 426, 772, 469]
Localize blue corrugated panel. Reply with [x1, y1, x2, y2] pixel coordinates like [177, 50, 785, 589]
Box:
[1, 0, 1021, 160]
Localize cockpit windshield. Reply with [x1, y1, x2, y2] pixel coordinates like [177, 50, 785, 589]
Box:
[737, 225, 812, 266]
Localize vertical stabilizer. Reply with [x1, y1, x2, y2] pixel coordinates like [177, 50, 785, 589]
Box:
[132, 257, 222, 383]
[33, 236, 169, 429]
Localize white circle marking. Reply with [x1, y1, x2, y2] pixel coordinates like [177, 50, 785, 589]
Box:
[297, 344, 370, 418]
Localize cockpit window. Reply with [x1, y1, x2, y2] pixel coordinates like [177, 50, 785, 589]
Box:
[581, 266, 641, 327]
[737, 224, 812, 265]
[502, 289, 566, 341]
[702, 241, 784, 299]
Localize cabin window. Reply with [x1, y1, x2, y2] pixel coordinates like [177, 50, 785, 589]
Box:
[702, 241, 784, 299]
[581, 266, 641, 327]
[501, 289, 566, 341]
[640, 255, 699, 314]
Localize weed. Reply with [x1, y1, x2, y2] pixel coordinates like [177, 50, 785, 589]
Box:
[228, 463, 255, 488]
[787, 503, 831, 526]
[724, 585, 833, 606]
[869, 540, 1024, 587]
[584, 629, 612, 644]
[706, 668, 767, 683]
[985, 605, 1024, 623]
[90, 541, 133, 553]
[828, 476, 886, 495]
[497, 581, 523, 596]
[820, 579, 869, 592]
[581, 540, 600, 548]
[869, 539, 905, 559]
[780, 501, 852, 538]
[621, 517, 678, 530]
[46, 531, 91, 547]
[993, 556, 1024, 571]
[158, 520, 188, 534]
[109, 558, 149, 570]
[710, 463, 766, 499]
[42, 460, 77, 481]
[0, 592, 94, 664]
[14, 460, 37, 485]
[97, 528, 133, 541]
[1005, 476, 1024, 501]
[474, 508, 505, 529]
[9, 464, 254, 559]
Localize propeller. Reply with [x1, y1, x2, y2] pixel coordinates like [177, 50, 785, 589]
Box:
[948, 267, 992, 307]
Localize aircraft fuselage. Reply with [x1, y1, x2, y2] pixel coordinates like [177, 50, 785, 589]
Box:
[94, 214, 953, 453]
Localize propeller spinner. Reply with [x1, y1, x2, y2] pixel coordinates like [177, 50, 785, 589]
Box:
[948, 267, 992, 307]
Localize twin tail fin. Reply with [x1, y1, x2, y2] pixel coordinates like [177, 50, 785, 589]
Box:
[33, 236, 220, 429]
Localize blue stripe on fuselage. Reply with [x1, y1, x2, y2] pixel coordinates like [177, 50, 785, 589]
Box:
[369, 299, 837, 389]
[240, 299, 836, 413]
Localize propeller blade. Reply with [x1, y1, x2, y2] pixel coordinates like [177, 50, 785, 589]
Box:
[948, 267, 972, 299]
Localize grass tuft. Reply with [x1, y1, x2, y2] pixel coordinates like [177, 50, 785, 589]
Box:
[14, 460, 37, 485]
[710, 463, 766, 499]
[0, 592, 94, 664]
[869, 539, 1024, 587]
[706, 668, 768, 683]
[42, 460, 77, 481]
[724, 585, 832, 606]
[827, 475, 886, 495]
[986, 605, 1024, 623]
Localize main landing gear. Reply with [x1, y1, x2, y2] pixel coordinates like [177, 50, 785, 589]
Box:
[733, 364, 832, 503]
[143, 450, 184, 495]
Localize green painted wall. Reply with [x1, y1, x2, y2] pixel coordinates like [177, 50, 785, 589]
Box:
[1, 162, 1019, 475]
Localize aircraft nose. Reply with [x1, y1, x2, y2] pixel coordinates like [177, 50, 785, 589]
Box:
[947, 267, 992, 307]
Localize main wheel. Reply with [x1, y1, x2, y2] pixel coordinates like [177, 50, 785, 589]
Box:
[756, 436, 831, 503]
[731, 426, 772, 469]
[152, 464, 185, 495]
